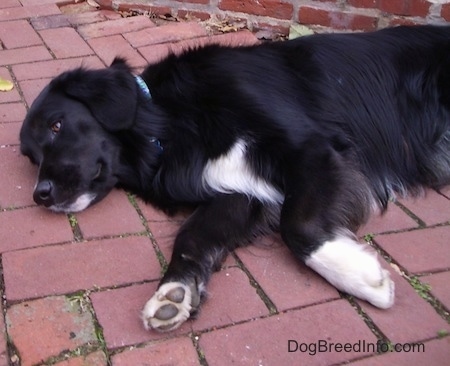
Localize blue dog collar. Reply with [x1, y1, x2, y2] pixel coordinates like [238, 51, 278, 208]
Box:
[135, 75, 152, 99]
[135, 76, 162, 152]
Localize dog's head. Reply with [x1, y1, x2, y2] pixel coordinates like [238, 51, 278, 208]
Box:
[20, 59, 139, 212]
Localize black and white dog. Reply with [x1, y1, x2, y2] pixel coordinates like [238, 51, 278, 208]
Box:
[20, 25, 450, 331]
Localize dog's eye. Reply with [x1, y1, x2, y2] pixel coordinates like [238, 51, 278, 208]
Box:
[50, 120, 62, 134]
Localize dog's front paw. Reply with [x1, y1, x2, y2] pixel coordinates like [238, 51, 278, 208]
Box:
[142, 282, 200, 332]
[362, 268, 395, 309]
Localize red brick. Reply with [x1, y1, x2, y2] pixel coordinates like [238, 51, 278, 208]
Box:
[87, 34, 148, 68]
[0, 0, 20, 9]
[12, 57, 104, 81]
[358, 264, 450, 344]
[18, 78, 52, 106]
[123, 21, 208, 48]
[0, 4, 61, 21]
[6, 296, 97, 366]
[0, 20, 42, 49]
[236, 235, 340, 311]
[92, 266, 267, 348]
[77, 15, 155, 39]
[176, 0, 209, 4]
[253, 20, 290, 36]
[53, 351, 108, 366]
[138, 30, 258, 64]
[91, 283, 170, 348]
[389, 16, 422, 27]
[95, 0, 113, 8]
[379, 0, 408, 14]
[137, 43, 173, 64]
[3, 236, 161, 300]
[423, 271, 450, 310]
[358, 203, 418, 236]
[178, 9, 212, 21]
[0, 147, 38, 210]
[0, 46, 52, 67]
[66, 11, 108, 26]
[112, 337, 200, 365]
[0, 67, 21, 103]
[0, 121, 20, 146]
[376, 226, 450, 274]
[18, 0, 63, 5]
[442, 3, 450, 21]
[148, 219, 182, 260]
[399, 190, 450, 226]
[0, 206, 73, 253]
[75, 189, 145, 239]
[190, 267, 269, 331]
[100, 9, 123, 20]
[299, 5, 378, 31]
[30, 14, 72, 30]
[187, 28, 259, 47]
[348, 0, 379, 8]
[219, 0, 294, 20]
[39, 27, 94, 58]
[379, 0, 431, 16]
[0, 101, 26, 122]
[409, 0, 433, 17]
[200, 300, 377, 365]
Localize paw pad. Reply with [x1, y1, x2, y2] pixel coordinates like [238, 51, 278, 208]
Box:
[142, 282, 197, 332]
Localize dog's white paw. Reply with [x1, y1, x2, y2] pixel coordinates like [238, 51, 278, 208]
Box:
[306, 235, 395, 309]
[360, 268, 395, 309]
[142, 282, 199, 332]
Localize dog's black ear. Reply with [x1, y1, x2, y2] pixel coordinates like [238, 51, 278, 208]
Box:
[50, 59, 137, 131]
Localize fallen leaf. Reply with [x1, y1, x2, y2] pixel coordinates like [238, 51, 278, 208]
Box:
[0, 77, 14, 92]
[288, 24, 314, 40]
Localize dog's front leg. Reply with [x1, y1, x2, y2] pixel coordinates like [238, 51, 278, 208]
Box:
[142, 193, 269, 332]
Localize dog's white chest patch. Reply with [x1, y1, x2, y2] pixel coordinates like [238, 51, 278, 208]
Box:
[202, 139, 283, 204]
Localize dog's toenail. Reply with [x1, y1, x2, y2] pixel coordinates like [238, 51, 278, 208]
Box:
[156, 323, 176, 331]
[154, 304, 179, 320]
[166, 287, 185, 303]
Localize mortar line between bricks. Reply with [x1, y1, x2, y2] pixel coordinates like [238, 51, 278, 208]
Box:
[67, 213, 83, 242]
[370, 236, 450, 323]
[345, 294, 391, 344]
[126, 193, 169, 273]
[0, 255, 19, 365]
[231, 251, 278, 315]
[96, 297, 345, 360]
[0, 231, 150, 258]
[362, 219, 450, 238]
[108, 299, 345, 359]
[5, 64, 30, 110]
[191, 332, 209, 366]
[393, 200, 427, 227]
[27, 17, 58, 61]
[32, 289, 113, 366]
[4, 277, 161, 310]
[86, 291, 113, 366]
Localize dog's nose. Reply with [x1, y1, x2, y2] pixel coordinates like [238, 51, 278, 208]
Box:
[33, 180, 54, 206]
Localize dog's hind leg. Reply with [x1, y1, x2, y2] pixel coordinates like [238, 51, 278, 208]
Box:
[279, 144, 395, 309]
[142, 193, 273, 332]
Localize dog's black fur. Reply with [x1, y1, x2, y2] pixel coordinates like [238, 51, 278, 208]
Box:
[21, 25, 450, 331]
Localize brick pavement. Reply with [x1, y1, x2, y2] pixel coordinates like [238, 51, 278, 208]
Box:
[0, 1, 449, 365]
